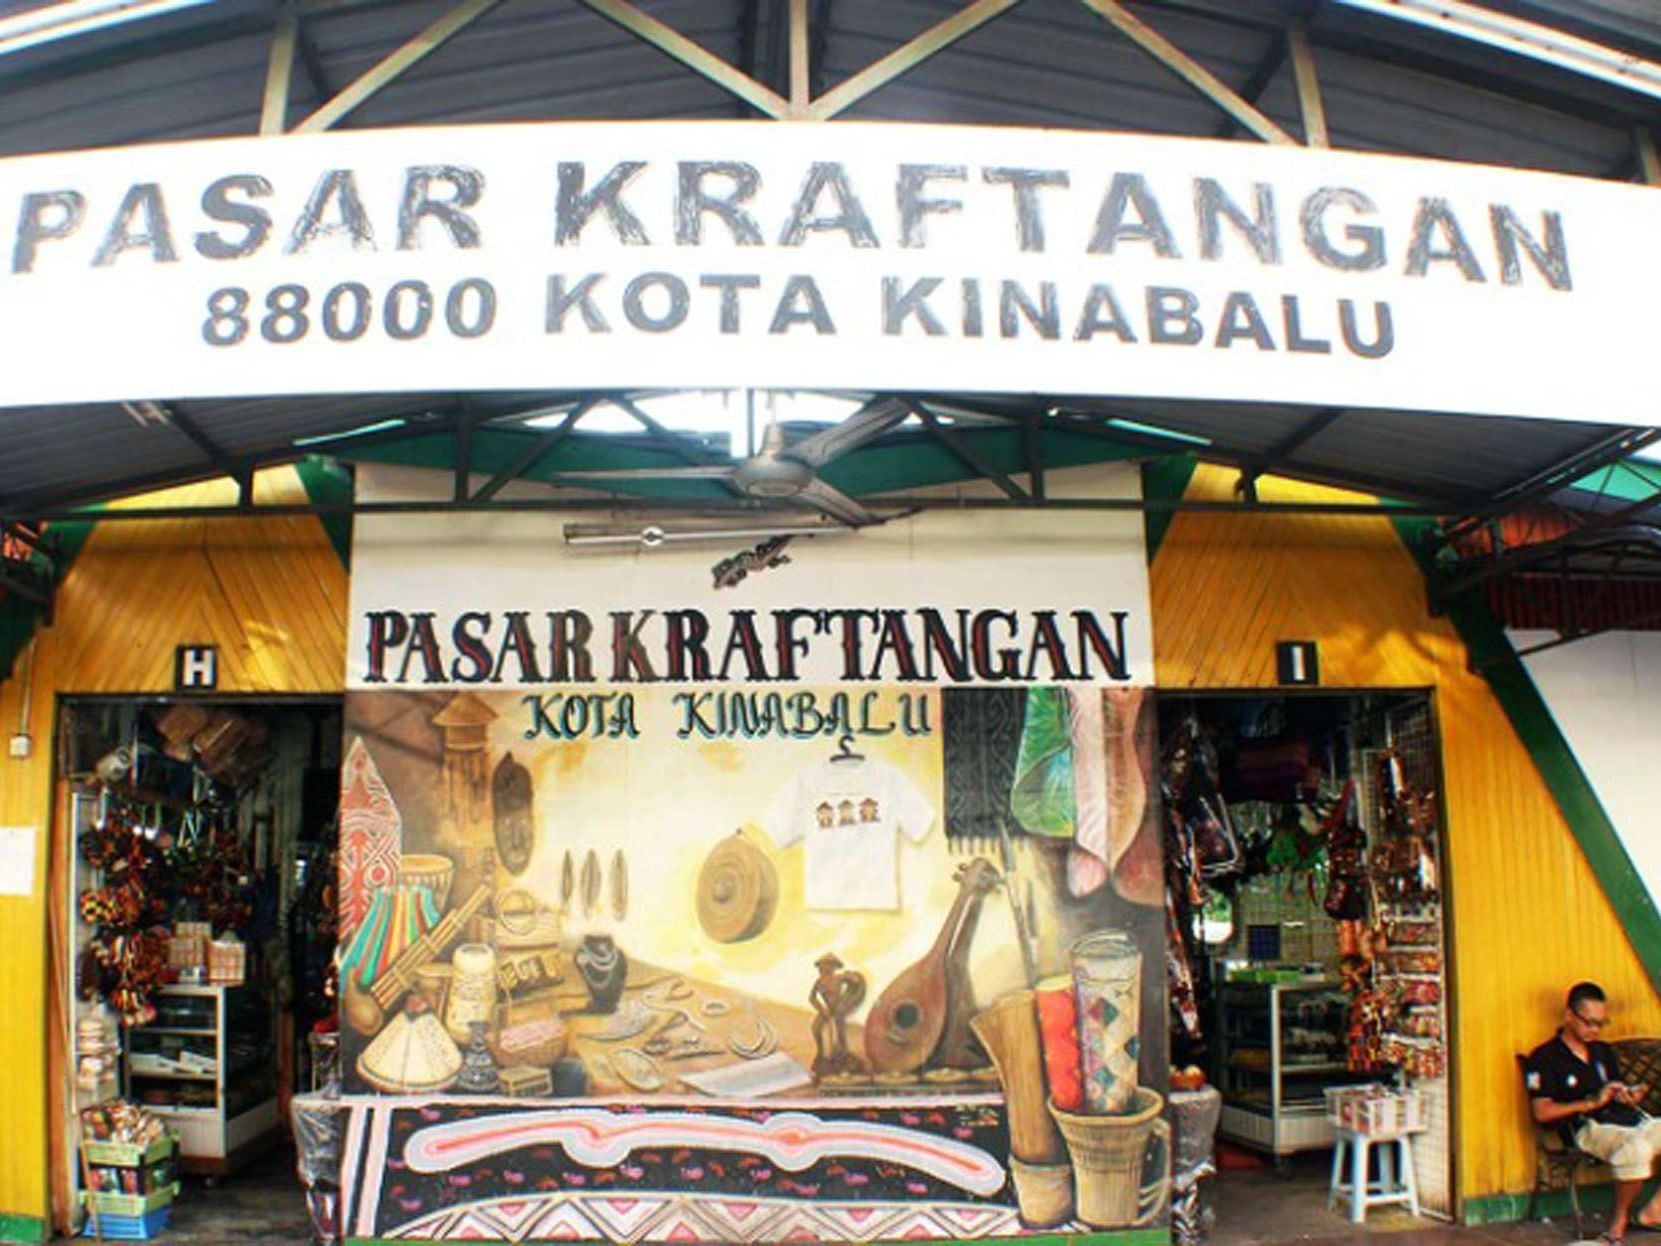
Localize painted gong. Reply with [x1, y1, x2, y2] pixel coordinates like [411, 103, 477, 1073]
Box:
[492, 752, 534, 876]
[696, 830, 778, 943]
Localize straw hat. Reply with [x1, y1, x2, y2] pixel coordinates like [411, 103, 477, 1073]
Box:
[356, 999, 462, 1094]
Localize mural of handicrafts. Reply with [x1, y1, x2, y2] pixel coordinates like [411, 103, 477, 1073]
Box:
[338, 685, 1168, 1244]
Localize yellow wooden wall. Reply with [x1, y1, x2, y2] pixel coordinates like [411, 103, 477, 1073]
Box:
[1152, 463, 1661, 1206]
[0, 467, 346, 1231]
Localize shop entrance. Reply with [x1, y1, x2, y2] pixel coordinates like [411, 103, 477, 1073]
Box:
[51, 694, 341, 1241]
[1159, 690, 1455, 1236]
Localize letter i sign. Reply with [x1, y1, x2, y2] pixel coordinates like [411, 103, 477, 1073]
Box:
[1275, 640, 1319, 687]
[174, 644, 218, 691]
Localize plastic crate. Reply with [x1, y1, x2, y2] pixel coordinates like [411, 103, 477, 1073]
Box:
[88, 1155, 176, 1195]
[83, 1183, 178, 1216]
[82, 1136, 174, 1167]
[1324, 1085, 1425, 1136]
[80, 1205, 170, 1239]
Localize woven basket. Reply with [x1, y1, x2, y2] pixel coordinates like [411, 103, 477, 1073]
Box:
[491, 1017, 567, 1068]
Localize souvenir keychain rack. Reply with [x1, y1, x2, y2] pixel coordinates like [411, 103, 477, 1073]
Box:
[74, 778, 248, 1031]
[1342, 701, 1454, 1218]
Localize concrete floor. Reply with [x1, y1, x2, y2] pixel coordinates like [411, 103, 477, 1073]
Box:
[1208, 1151, 1584, 1246]
[66, 1145, 1594, 1245]
[76, 1146, 315, 1245]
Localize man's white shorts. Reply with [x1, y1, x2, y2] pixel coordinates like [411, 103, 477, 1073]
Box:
[1576, 1119, 1661, 1181]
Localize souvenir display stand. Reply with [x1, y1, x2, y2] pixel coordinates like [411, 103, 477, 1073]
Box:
[1214, 978, 1350, 1159]
[126, 985, 278, 1175]
[63, 698, 331, 1230]
[1163, 693, 1454, 1218]
[1324, 1086, 1427, 1223]
[77, 1104, 181, 1241]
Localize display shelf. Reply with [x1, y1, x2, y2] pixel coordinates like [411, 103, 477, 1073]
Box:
[1216, 979, 1352, 1159]
[1228, 1059, 1349, 1074]
[126, 986, 279, 1175]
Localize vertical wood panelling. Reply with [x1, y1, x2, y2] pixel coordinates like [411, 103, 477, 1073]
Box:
[0, 467, 346, 1229]
[1152, 464, 1661, 1207]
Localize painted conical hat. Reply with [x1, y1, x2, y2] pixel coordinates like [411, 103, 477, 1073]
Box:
[357, 1004, 462, 1094]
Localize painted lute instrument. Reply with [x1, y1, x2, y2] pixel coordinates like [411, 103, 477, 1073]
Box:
[864, 858, 1002, 1074]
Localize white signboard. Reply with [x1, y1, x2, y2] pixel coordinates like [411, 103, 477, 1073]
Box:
[0, 827, 36, 896]
[346, 462, 1153, 691]
[0, 119, 1646, 422]
[1517, 630, 1661, 915]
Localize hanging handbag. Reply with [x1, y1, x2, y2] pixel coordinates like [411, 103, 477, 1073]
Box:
[1230, 737, 1317, 803]
[1188, 795, 1243, 879]
[1324, 823, 1370, 919]
[1323, 872, 1368, 920]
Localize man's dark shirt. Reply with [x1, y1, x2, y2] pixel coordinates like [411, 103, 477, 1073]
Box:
[1524, 1031, 1644, 1145]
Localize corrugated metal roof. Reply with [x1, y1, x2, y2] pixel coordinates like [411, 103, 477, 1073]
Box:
[1048, 398, 1625, 504]
[1, 1, 1658, 160]
[1483, 0, 1661, 60]
[0, 0, 1657, 520]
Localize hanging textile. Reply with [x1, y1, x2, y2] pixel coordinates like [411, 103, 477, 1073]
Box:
[939, 688, 1025, 843]
[1010, 687, 1076, 840]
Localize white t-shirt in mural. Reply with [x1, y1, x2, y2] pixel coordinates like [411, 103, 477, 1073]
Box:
[764, 756, 937, 912]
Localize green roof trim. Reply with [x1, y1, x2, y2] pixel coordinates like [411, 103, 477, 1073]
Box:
[1393, 515, 1661, 998]
[296, 454, 354, 569]
[1140, 453, 1198, 564]
[1570, 457, 1661, 505]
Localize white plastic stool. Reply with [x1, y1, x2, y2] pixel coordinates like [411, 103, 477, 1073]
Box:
[1328, 1127, 1421, 1223]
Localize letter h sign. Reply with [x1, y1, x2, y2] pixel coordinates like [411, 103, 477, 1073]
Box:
[174, 644, 218, 691]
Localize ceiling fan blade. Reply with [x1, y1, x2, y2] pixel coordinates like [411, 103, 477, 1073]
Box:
[784, 398, 910, 470]
[794, 478, 878, 527]
[552, 465, 737, 481]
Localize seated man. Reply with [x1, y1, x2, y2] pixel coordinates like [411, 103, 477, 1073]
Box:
[1526, 982, 1661, 1243]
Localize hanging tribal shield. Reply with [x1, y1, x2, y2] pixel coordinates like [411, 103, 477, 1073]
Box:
[493, 753, 535, 876]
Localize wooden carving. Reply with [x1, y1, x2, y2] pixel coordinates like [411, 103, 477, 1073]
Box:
[492, 753, 534, 876]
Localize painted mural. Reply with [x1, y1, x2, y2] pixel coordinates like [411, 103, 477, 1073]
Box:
[338, 462, 1168, 1243]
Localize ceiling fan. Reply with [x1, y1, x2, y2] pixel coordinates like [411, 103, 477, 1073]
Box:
[553, 395, 910, 527]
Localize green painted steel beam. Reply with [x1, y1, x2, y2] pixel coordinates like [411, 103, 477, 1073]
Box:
[1394, 514, 1661, 998]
